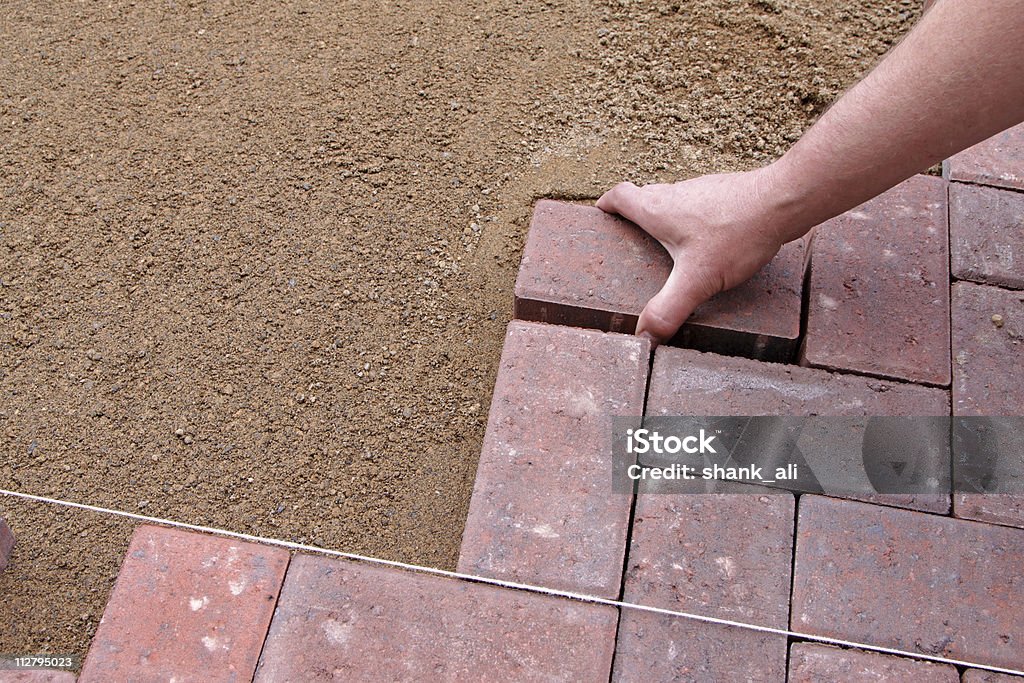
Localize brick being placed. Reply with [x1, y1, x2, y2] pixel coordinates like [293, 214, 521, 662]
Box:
[788, 642, 959, 683]
[514, 199, 808, 362]
[644, 346, 951, 512]
[255, 554, 618, 681]
[946, 122, 1024, 192]
[952, 281, 1024, 528]
[612, 486, 793, 682]
[79, 525, 290, 683]
[791, 495, 1024, 673]
[950, 182, 1024, 290]
[457, 320, 650, 598]
[802, 174, 950, 386]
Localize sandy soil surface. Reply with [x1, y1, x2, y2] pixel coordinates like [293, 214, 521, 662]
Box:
[1, 0, 916, 661]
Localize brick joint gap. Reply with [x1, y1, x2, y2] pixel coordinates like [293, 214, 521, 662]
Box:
[252, 552, 293, 678]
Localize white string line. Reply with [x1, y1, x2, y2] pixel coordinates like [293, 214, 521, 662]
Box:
[3, 487, 1023, 678]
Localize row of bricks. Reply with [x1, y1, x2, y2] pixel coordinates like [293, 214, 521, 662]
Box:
[69, 504, 1024, 681]
[458, 322, 1024, 671]
[517, 135, 1024, 386]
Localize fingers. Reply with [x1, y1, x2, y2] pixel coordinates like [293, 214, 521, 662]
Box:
[596, 182, 648, 226]
[636, 264, 714, 346]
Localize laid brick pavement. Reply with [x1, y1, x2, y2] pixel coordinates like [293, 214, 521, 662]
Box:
[457, 320, 649, 598]
[951, 183, 1024, 290]
[80, 525, 289, 683]
[256, 554, 618, 681]
[952, 281, 1024, 527]
[645, 346, 950, 512]
[946, 122, 1024, 192]
[787, 642, 959, 682]
[57, 123, 1024, 680]
[792, 495, 1024, 672]
[613, 487, 792, 681]
[802, 174, 950, 385]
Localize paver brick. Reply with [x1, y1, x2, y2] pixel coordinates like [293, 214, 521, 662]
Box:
[788, 642, 959, 682]
[963, 669, 1024, 682]
[802, 174, 950, 385]
[612, 486, 792, 682]
[255, 554, 618, 682]
[514, 200, 808, 362]
[613, 616, 785, 682]
[953, 282, 1024, 415]
[624, 487, 794, 628]
[952, 282, 1024, 528]
[791, 495, 1024, 672]
[80, 525, 289, 683]
[946, 123, 1024, 191]
[951, 183, 1024, 290]
[458, 321, 649, 598]
[0, 517, 13, 573]
[645, 346, 951, 512]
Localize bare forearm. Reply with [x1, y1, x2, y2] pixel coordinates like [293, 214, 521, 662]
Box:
[766, 0, 1024, 242]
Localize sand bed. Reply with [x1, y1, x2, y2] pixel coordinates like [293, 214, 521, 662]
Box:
[1, 0, 914, 658]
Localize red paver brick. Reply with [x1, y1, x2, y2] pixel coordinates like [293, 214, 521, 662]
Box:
[457, 321, 649, 598]
[963, 669, 1024, 682]
[255, 554, 618, 682]
[952, 282, 1024, 528]
[0, 518, 13, 573]
[788, 643, 959, 682]
[947, 123, 1024, 191]
[646, 346, 951, 512]
[80, 525, 289, 683]
[612, 488, 792, 682]
[953, 282, 1024, 414]
[802, 174, 950, 385]
[791, 495, 1024, 672]
[951, 183, 1024, 290]
[514, 200, 808, 362]
[0, 673, 76, 682]
[613, 617, 785, 682]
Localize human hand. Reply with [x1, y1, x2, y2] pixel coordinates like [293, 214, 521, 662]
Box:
[596, 167, 800, 346]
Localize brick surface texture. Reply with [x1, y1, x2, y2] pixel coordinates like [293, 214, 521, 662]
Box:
[457, 321, 649, 598]
[0, 518, 13, 573]
[80, 525, 289, 683]
[0, 673, 76, 683]
[255, 553, 618, 682]
[952, 282, 1024, 527]
[788, 643, 959, 682]
[612, 489, 792, 681]
[803, 174, 950, 385]
[947, 122, 1024, 191]
[963, 670, 1024, 682]
[951, 183, 1024, 290]
[792, 495, 1024, 672]
[646, 346, 951, 512]
[514, 200, 808, 361]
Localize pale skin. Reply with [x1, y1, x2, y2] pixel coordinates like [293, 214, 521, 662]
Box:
[598, 0, 1024, 345]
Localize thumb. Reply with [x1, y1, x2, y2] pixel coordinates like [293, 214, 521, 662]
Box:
[596, 181, 649, 226]
[636, 263, 713, 346]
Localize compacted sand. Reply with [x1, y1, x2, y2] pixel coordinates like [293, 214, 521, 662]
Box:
[1, 0, 916, 659]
